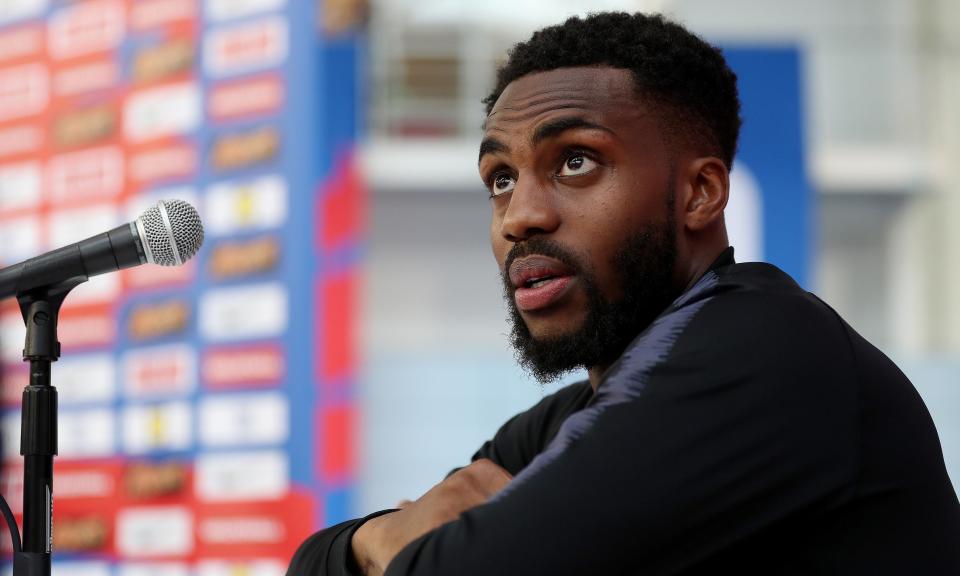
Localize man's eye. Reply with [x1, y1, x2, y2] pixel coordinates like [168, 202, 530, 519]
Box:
[558, 154, 598, 177]
[491, 173, 516, 196]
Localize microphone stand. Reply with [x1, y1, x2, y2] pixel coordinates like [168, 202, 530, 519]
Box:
[10, 278, 83, 576]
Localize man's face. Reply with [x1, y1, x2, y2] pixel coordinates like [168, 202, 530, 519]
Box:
[479, 67, 681, 382]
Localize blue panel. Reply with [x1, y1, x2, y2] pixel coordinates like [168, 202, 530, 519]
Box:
[723, 46, 812, 287]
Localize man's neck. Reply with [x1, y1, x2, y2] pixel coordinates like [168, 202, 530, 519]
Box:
[677, 244, 731, 293]
[588, 364, 610, 393]
[585, 245, 734, 393]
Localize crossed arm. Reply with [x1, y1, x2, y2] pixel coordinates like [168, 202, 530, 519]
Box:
[351, 459, 513, 575]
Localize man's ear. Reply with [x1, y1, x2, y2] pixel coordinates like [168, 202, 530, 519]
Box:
[680, 157, 729, 232]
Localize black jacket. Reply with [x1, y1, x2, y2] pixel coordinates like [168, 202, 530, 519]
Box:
[289, 251, 960, 575]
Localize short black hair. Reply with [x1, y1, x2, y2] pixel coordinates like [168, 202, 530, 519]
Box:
[484, 12, 742, 168]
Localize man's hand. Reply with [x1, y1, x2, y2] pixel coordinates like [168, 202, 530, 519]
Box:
[351, 459, 512, 575]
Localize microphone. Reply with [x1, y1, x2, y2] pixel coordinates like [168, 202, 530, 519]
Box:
[0, 199, 204, 300]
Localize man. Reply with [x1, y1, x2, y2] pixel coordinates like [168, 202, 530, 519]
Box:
[289, 12, 960, 575]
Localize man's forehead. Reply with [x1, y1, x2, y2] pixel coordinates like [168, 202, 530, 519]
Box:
[484, 67, 639, 132]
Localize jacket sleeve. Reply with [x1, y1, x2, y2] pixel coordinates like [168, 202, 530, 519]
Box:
[383, 290, 860, 575]
[287, 510, 396, 576]
[288, 382, 590, 575]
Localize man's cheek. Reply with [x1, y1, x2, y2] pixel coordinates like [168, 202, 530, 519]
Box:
[489, 229, 507, 261]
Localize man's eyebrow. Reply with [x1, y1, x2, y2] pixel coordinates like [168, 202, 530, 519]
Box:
[532, 117, 613, 145]
[478, 117, 612, 165]
[478, 137, 508, 165]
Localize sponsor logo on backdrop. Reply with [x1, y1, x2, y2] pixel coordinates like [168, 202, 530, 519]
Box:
[0, 63, 48, 122]
[210, 125, 279, 171]
[130, 0, 196, 31]
[122, 401, 192, 454]
[203, 17, 288, 78]
[2, 365, 26, 406]
[116, 507, 194, 557]
[2, 411, 22, 461]
[54, 516, 110, 552]
[124, 261, 196, 291]
[124, 82, 201, 142]
[1, 461, 23, 517]
[59, 304, 116, 349]
[53, 104, 116, 148]
[193, 495, 313, 558]
[54, 354, 116, 405]
[0, 25, 43, 63]
[59, 408, 117, 459]
[195, 450, 288, 501]
[0, 214, 40, 265]
[64, 273, 122, 307]
[195, 560, 286, 576]
[0, 161, 41, 212]
[0, 0, 48, 27]
[48, 203, 120, 247]
[129, 143, 197, 185]
[202, 343, 284, 389]
[52, 563, 113, 576]
[116, 563, 190, 576]
[56, 464, 117, 499]
[48, 0, 125, 60]
[125, 461, 189, 500]
[128, 299, 191, 341]
[205, 174, 287, 235]
[54, 59, 118, 97]
[198, 516, 284, 544]
[0, 124, 43, 158]
[208, 74, 283, 121]
[200, 283, 287, 342]
[133, 38, 194, 84]
[205, 0, 286, 22]
[198, 392, 288, 447]
[123, 344, 196, 398]
[0, 313, 26, 363]
[47, 148, 123, 204]
[209, 234, 280, 280]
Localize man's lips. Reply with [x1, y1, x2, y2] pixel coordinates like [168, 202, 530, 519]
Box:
[508, 256, 576, 312]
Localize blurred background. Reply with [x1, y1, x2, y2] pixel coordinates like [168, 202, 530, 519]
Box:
[0, 0, 957, 574]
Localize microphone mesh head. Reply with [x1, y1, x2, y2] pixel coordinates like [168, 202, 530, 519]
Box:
[138, 199, 204, 266]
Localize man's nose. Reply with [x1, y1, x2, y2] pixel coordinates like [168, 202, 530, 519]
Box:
[498, 177, 560, 242]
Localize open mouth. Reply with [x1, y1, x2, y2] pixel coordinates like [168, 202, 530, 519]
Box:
[514, 275, 574, 312]
[509, 255, 577, 312]
[525, 275, 558, 289]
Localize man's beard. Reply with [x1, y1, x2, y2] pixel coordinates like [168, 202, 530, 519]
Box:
[501, 204, 678, 384]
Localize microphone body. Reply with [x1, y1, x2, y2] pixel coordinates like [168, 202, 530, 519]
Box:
[0, 199, 203, 300]
[0, 223, 146, 300]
